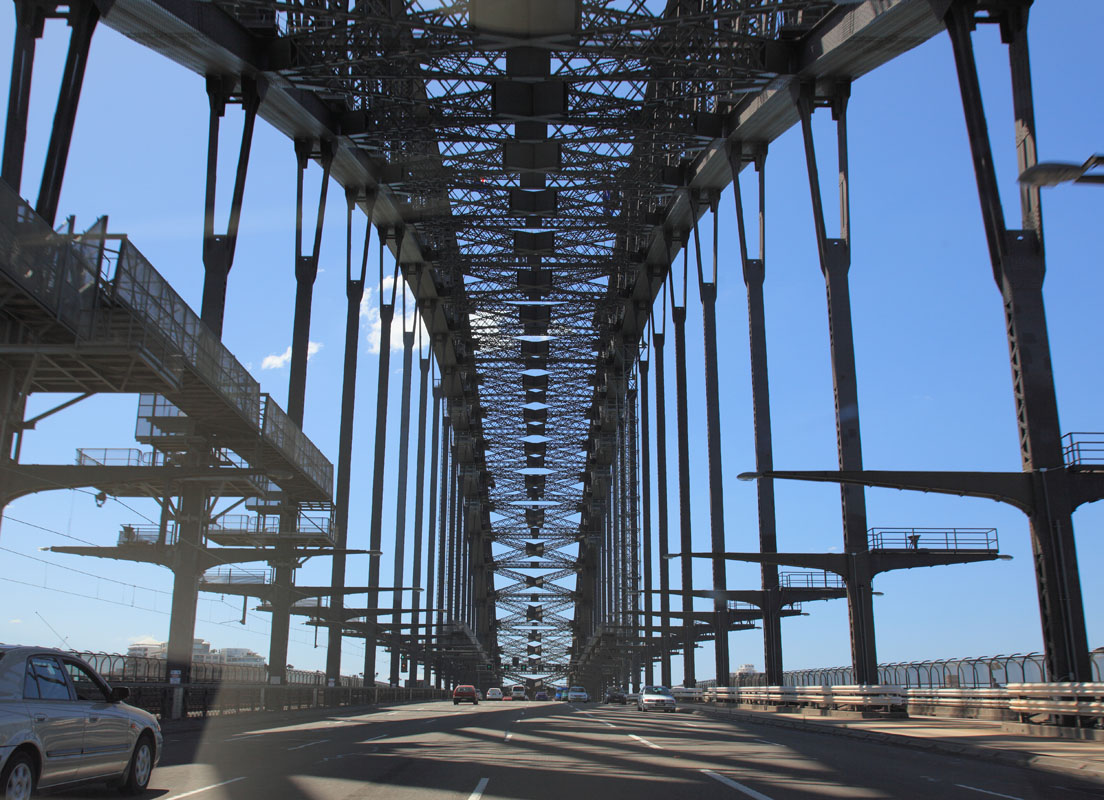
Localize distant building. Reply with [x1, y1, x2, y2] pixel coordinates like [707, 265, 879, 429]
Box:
[126, 638, 266, 667]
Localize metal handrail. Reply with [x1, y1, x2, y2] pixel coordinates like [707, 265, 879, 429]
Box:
[867, 527, 997, 552]
[1062, 432, 1104, 466]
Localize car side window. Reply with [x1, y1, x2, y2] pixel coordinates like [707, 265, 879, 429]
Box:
[29, 656, 73, 701]
[23, 661, 40, 700]
[64, 661, 108, 702]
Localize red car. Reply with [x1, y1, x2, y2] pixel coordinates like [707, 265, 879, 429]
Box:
[453, 684, 479, 705]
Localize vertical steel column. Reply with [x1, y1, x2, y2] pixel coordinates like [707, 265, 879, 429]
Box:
[364, 229, 397, 686]
[166, 479, 205, 685]
[653, 312, 672, 687]
[389, 309, 416, 686]
[410, 342, 431, 685]
[797, 82, 877, 684]
[288, 138, 333, 425]
[424, 376, 441, 687]
[627, 381, 641, 692]
[36, 0, 98, 226]
[447, 434, 459, 623]
[728, 144, 783, 683]
[2, 0, 44, 191]
[942, 0, 1089, 682]
[692, 195, 730, 686]
[270, 137, 333, 686]
[670, 240, 695, 687]
[326, 188, 374, 682]
[200, 76, 263, 339]
[434, 404, 450, 686]
[639, 349, 653, 686]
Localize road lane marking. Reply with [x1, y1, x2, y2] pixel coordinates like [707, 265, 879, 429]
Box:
[366, 734, 387, 741]
[164, 777, 247, 799]
[702, 770, 775, 800]
[287, 739, 329, 751]
[629, 734, 662, 749]
[468, 777, 489, 800]
[954, 785, 1023, 800]
[505, 732, 512, 741]
[600, 720, 616, 728]
[753, 739, 782, 746]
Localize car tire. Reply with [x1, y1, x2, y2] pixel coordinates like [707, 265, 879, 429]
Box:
[454, 699, 459, 705]
[1, 750, 35, 800]
[473, 701, 478, 705]
[119, 733, 154, 795]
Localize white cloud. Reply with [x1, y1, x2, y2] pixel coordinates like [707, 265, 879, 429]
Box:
[361, 275, 429, 356]
[261, 341, 323, 370]
[129, 634, 161, 645]
[8, 619, 21, 624]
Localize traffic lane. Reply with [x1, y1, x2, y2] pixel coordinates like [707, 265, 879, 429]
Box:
[579, 704, 1104, 800]
[50, 702, 515, 799]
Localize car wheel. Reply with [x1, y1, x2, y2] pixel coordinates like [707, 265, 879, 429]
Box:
[474, 701, 478, 705]
[1, 751, 35, 800]
[119, 734, 154, 795]
[454, 699, 459, 705]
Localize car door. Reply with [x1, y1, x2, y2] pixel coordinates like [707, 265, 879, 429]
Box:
[22, 655, 85, 787]
[63, 659, 133, 779]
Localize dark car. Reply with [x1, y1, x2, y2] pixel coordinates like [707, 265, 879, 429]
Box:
[604, 688, 627, 704]
[452, 684, 479, 705]
[534, 690, 548, 701]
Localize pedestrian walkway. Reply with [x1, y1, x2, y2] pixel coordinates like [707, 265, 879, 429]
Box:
[692, 705, 1104, 784]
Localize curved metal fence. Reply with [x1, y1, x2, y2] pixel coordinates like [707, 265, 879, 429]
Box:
[783, 649, 1104, 687]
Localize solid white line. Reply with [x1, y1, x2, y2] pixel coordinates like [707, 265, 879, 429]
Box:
[629, 734, 662, 750]
[164, 777, 247, 800]
[753, 739, 782, 747]
[287, 739, 329, 751]
[468, 777, 489, 800]
[366, 734, 387, 741]
[954, 785, 1024, 800]
[702, 770, 775, 800]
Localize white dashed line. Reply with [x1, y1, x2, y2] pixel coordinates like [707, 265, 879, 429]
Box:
[629, 734, 662, 749]
[701, 770, 775, 800]
[753, 739, 782, 747]
[287, 739, 329, 751]
[163, 777, 247, 799]
[366, 734, 387, 741]
[954, 785, 1023, 800]
[468, 777, 490, 800]
[505, 732, 513, 741]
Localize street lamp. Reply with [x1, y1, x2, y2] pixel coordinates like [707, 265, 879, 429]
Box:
[1018, 155, 1103, 186]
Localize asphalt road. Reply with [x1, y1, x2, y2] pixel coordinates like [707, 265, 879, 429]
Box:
[52, 701, 1103, 800]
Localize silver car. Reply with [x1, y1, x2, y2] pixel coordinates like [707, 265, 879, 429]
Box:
[637, 685, 677, 712]
[0, 645, 162, 798]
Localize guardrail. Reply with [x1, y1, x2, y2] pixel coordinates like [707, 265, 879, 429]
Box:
[122, 683, 449, 721]
[867, 527, 997, 551]
[703, 685, 905, 712]
[1062, 432, 1104, 467]
[201, 567, 272, 584]
[261, 394, 334, 496]
[77, 447, 160, 467]
[784, 650, 1104, 688]
[780, 570, 845, 589]
[702, 683, 1104, 728]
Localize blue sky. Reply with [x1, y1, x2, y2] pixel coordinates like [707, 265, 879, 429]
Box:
[0, 2, 1100, 685]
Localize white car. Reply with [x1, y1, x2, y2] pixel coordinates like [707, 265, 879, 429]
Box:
[485, 687, 504, 700]
[0, 645, 162, 799]
[638, 685, 677, 712]
[510, 685, 528, 701]
[567, 686, 589, 703]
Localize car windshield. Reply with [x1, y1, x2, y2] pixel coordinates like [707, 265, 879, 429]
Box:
[644, 686, 673, 696]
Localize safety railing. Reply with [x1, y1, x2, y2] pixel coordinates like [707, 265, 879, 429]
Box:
[670, 687, 703, 702]
[0, 179, 103, 339]
[201, 567, 272, 585]
[703, 685, 905, 711]
[784, 650, 1104, 688]
[112, 238, 261, 427]
[1062, 432, 1104, 467]
[261, 394, 334, 496]
[780, 570, 846, 589]
[77, 448, 160, 467]
[1006, 683, 1104, 726]
[867, 527, 997, 551]
[117, 524, 172, 546]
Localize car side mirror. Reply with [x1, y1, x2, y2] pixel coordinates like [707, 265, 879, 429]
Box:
[109, 686, 130, 703]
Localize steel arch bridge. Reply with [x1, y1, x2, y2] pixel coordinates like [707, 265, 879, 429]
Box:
[0, 0, 1096, 696]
